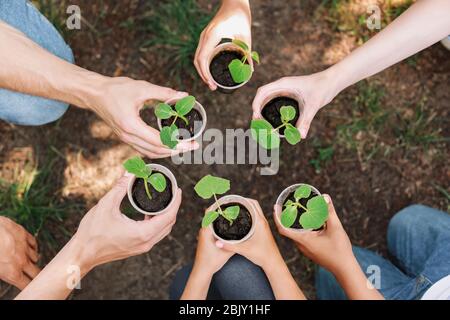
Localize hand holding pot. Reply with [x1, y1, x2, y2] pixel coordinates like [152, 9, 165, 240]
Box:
[73, 174, 182, 271]
[87, 77, 198, 158]
[252, 71, 339, 139]
[216, 199, 282, 270]
[0, 217, 40, 290]
[274, 194, 354, 276]
[195, 0, 252, 90]
[193, 227, 234, 275]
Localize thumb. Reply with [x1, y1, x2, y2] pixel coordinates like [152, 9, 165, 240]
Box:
[144, 84, 188, 103]
[215, 240, 236, 253]
[106, 174, 132, 206]
[322, 194, 342, 230]
[297, 108, 317, 139]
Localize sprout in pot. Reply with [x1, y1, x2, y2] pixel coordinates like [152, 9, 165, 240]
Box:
[123, 156, 172, 213]
[280, 185, 329, 230]
[209, 39, 260, 89]
[251, 105, 301, 149]
[194, 175, 252, 241]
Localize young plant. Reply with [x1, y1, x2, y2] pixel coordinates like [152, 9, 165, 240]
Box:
[155, 95, 196, 149]
[194, 175, 240, 228]
[280, 185, 329, 229]
[228, 39, 260, 84]
[123, 156, 167, 200]
[251, 105, 301, 149]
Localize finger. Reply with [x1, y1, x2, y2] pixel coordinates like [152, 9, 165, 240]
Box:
[27, 246, 39, 263]
[273, 204, 285, 233]
[215, 240, 237, 253]
[248, 199, 265, 219]
[103, 175, 132, 207]
[132, 145, 169, 159]
[197, 38, 218, 90]
[138, 188, 182, 235]
[26, 232, 38, 250]
[252, 84, 273, 118]
[322, 194, 342, 229]
[127, 131, 177, 157]
[194, 32, 211, 86]
[176, 140, 200, 153]
[142, 84, 188, 104]
[23, 262, 41, 280]
[296, 107, 318, 139]
[150, 222, 174, 246]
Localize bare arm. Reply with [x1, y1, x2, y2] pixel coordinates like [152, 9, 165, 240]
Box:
[0, 21, 196, 156]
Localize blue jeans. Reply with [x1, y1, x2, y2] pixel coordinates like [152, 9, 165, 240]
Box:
[0, 0, 74, 126]
[316, 205, 450, 300]
[170, 255, 275, 300]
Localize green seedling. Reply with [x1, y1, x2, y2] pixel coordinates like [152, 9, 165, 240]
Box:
[228, 39, 260, 84]
[280, 185, 329, 229]
[123, 156, 167, 200]
[155, 95, 196, 149]
[194, 175, 240, 228]
[251, 105, 301, 149]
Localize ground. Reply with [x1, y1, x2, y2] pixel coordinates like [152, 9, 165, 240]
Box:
[0, 0, 449, 299]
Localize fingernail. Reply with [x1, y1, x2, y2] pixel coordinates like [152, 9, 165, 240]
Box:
[215, 241, 224, 248]
[300, 128, 308, 139]
[324, 195, 331, 203]
[124, 172, 133, 177]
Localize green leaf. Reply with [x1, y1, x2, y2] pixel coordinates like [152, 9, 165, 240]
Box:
[148, 172, 167, 192]
[202, 211, 219, 228]
[175, 95, 195, 116]
[250, 119, 280, 150]
[123, 156, 151, 178]
[251, 51, 260, 64]
[284, 124, 301, 145]
[232, 39, 249, 51]
[228, 59, 252, 84]
[160, 124, 179, 149]
[294, 185, 311, 201]
[155, 103, 175, 120]
[223, 205, 240, 220]
[280, 105, 296, 122]
[194, 175, 231, 199]
[300, 195, 329, 229]
[284, 199, 295, 207]
[281, 205, 298, 228]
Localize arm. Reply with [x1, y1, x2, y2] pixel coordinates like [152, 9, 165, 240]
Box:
[252, 0, 450, 138]
[274, 195, 384, 300]
[181, 228, 233, 300]
[15, 175, 182, 300]
[0, 21, 196, 157]
[218, 200, 305, 300]
[330, 0, 450, 94]
[195, 0, 252, 90]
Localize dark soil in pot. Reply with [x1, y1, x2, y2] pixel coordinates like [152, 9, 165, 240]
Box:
[210, 50, 249, 87]
[284, 189, 323, 230]
[213, 203, 252, 241]
[161, 108, 203, 139]
[262, 97, 300, 135]
[132, 173, 173, 212]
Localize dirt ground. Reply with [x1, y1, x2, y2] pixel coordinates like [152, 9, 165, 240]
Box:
[1, 0, 449, 299]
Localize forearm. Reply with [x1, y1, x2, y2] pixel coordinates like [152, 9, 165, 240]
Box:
[329, 0, 450, 94]
[180, 265, 213, 300]
[262, 254, 306, 300]
[15, 236, 91, 300]
[334, 257, 384, 300]
[0, 21, 106, 110]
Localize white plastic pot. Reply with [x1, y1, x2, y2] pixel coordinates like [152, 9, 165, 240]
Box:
[275, 183, 321, 233]
[257, 88, 305, 138]
[206, 195, 257, 244]
[207, 42, 253, 93]
[127, 163, 178, 216]
[157, 98, 207, 143]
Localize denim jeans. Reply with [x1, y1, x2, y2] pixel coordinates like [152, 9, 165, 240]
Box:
[316, 205, 450, 300]
[169, 255, 275, 300]
[0, 0, 74, 126]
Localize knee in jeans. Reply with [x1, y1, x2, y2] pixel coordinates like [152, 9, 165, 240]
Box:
[388, 204, 427, 235]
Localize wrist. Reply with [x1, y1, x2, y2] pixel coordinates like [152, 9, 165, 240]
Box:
[332, 255, 362, 282]
[191, 263, 214, 283]
[66, 233, 96, 275]
[261, 251, 286, 275]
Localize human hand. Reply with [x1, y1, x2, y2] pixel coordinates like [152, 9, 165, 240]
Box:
[195, 0, 252, 90]
[274, 194, 355, 276]
[88, 77, 199, 158]
[0, 217, 40, 290]
[73, 174, 182, 272]
[216, 199, 283, 270]
[252, 71, 340, 139]
[192, 227, 234, 276]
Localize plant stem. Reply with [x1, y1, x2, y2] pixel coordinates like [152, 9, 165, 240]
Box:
[171, 115, 179, 126]
[178, 114, 189, 125]
[143, 177, 152, 200]
[296, 201, 307, 211]
[213, 193, 233, 225]
[272, 123, 286, 133]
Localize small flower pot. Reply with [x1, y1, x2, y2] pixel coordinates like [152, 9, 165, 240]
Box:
[156, 98, 207, 142]
[258, 88, 304, 138]
[127, 163, 178, 215]
[276, 183, 322, 232]
[206, 195, 257, 244]
[207, 42, 253, 94]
